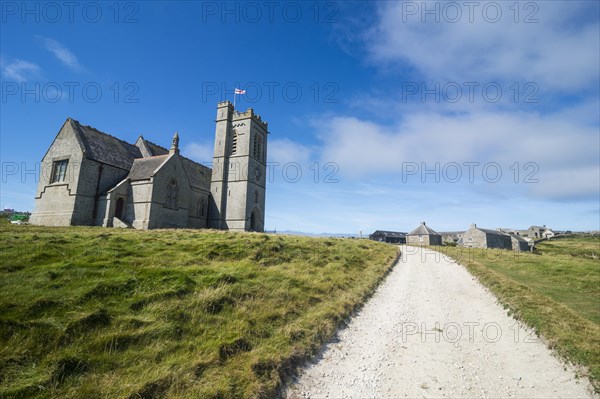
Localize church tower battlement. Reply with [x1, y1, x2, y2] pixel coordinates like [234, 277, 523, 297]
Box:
[208, 101, 267, 232]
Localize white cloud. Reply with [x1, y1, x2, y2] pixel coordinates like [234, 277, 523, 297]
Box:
[364, 1, 600, 92]
[182, 142, 213, 163]
[313, 107, 599, 200]
[1, 58, 41, 82]
[38, 37, 83, 72]
[268, 138, 313, 164]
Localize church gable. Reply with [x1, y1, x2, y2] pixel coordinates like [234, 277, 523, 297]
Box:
[134, 136, 169, 158]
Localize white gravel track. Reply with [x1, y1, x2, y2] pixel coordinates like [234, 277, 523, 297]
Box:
[286, 245, 595, 399]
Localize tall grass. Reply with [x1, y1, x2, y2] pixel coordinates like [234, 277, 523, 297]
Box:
[0, 225, 398, 398]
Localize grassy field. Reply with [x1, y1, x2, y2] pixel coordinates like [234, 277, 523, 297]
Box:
[0, 224, 399, 399]
[438, 236, 600, 391]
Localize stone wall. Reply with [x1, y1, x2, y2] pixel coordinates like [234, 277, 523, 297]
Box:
[407, 234, 441, 246]
[30, 122, 83, 226]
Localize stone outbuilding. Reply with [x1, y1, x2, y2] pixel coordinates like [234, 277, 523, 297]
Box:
[369, 230, 407, 244]
[407, 222, 442, 246]
[507, 232, 530, 251]
[460, 224, 512, 250]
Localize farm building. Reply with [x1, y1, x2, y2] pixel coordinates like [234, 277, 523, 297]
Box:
[406, 222, 442, 246]
[369, 230, 406, 244]
[460, 224, 512, 250]
[439, 231, 464, 244]
[507, 232, 530, 251]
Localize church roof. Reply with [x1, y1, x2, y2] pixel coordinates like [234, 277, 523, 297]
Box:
[408, 222, 441, 236]
[135, 136, 169, 157]
[69, 118, 142, 170]
[127, 155, 171, 181]
[135, 137, 211, 189]
[66, 119, 212, 188]
[181, 158, 211, 189]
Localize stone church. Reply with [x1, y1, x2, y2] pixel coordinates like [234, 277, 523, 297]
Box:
[30, 101, 268, 232]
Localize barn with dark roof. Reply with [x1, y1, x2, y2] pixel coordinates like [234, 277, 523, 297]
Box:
[369, 230, 407, 244]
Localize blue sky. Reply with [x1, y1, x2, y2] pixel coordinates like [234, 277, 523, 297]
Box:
[1, 1, 599, 234]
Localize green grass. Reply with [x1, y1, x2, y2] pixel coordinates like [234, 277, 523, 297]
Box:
[437, 236, 600, 392]
[0, 225, 399, 399]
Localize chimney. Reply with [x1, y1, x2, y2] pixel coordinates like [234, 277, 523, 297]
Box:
[470, 223, 476, 229]
[422, 221, 426, 225]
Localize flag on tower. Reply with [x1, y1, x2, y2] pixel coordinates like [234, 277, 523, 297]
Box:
[233, 88, 246, 107]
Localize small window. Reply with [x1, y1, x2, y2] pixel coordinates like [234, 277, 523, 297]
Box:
[51, 160, 68, 183]
[165, 180, 179, 209]
[254, 191, 259, 203]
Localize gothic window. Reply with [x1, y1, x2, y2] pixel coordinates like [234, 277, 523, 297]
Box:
[165, 179, 179, 209]
[51, 159, 68, 183]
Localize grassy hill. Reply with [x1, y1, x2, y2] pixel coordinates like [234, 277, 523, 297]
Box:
[439, 236, 600, 392]
[0, 225, 399, 398]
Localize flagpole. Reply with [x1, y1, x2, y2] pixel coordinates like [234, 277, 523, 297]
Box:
[233, 92, 237, 108]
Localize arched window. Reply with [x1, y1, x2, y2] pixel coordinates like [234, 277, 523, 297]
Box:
[165, 180, 179, 209]
[231, 129, 238, 155]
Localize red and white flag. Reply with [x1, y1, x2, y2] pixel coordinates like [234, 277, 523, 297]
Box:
[235, 88, 246, 94]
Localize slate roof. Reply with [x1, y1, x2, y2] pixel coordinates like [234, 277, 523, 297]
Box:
[67, 119, 212, 188]
[70, 118, 142, 170]
[476, 227, 510, 236]
[137, 137, 169, 157]
[181, 158, 211, 189]
[507, 232, 528, 242]
[408, 223, 441, 236]
[127, 155, 171, 181]
[371, 230, 407, 238]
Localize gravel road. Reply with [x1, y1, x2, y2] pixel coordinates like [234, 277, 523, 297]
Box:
[286, 245, 595, 398]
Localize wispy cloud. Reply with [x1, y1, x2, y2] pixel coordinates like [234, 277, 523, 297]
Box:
[182, 142, 214, 164]
[38, 37, 83, 72]
[0, 58, 41, 82]
[364, 1, 600, 93]
[312, 105, 599, 201]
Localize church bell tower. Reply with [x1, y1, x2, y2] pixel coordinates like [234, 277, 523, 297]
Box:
[208, 101, 267, 232]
